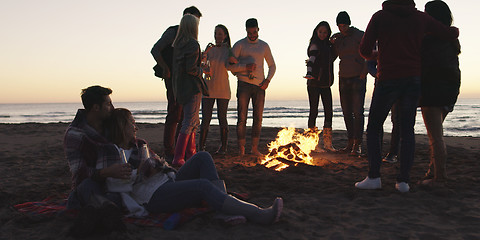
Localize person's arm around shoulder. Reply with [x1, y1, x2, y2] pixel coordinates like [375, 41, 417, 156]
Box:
[330, 44, 338, 62]
[424, 13, 459, 40]
[260, 42, 276, 90]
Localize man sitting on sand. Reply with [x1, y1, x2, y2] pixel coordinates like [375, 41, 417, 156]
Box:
[64, 85, 131, 208]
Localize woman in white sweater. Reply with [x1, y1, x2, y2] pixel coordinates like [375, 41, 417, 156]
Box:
[199, 24, 235, 154]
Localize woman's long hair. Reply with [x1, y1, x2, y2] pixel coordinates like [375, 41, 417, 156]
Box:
[425, 0, 452, 26]
[425, 0, 460, 54]
[309, 21, 332, 45]
[173, 14, 199, 47]
[215, 24, 231, 48]
[107, 108, 132, 146]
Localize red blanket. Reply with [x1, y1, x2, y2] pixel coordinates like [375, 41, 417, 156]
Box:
[14, 197, 210, 229]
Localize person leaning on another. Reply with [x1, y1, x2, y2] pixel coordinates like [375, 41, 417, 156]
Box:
[64, 85, 129, 209]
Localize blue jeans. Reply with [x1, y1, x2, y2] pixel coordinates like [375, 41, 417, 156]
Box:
[307, 86, 333, 129]
[367, 77, 421, 183]
[339, 77, 366, 140]
[180, 92, 202, 135]
[387, 102, 400, 155]
[145, 152, 227, 213]
[236, 81, 265, 141]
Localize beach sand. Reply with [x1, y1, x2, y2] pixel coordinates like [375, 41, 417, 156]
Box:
[1, 123, 479, 239]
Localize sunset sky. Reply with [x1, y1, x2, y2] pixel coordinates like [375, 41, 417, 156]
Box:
[1, 0, 478, 103]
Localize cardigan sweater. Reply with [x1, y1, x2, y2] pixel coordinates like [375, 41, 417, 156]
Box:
[172, 38, 204, 105]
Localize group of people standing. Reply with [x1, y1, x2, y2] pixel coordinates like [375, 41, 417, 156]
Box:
[151, 7, 276, 167]
[63, 0, 460, 234]
[150, 0, 460, 193]
[306, 0, 460, 193]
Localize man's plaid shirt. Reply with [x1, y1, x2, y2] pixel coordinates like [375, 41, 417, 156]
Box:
[63, 109, 120, 189]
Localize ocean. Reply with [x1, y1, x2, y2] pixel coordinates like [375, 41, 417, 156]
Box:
[1, 98, 479, 137]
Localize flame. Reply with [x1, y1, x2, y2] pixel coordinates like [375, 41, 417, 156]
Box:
[261, 127, 321, 171]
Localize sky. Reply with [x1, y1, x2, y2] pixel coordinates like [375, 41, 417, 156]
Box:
[1, 0, 478, 104]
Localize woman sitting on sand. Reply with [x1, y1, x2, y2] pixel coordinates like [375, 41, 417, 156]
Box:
[105, 108, 283, 224]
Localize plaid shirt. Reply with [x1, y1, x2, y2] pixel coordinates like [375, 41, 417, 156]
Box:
[64, 109, 120, 189]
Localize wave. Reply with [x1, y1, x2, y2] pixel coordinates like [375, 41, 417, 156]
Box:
[131, 110, 166, 116]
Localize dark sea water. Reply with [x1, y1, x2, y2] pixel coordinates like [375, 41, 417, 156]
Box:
[1, 99, 479, 137]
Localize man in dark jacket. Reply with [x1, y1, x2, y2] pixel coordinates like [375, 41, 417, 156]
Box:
[355, 0, 459, 192]
[151, 6, 202, 162]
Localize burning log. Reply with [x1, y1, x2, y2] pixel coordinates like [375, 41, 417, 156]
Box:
[261, 127, 322, 171]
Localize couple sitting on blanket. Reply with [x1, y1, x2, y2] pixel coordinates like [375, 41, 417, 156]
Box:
[64, 85, 283, 227]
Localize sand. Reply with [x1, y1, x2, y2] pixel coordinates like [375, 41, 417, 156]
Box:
[1, 123, 479, 240]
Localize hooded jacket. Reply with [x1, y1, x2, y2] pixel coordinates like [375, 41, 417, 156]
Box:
[359, 0, 459, 81]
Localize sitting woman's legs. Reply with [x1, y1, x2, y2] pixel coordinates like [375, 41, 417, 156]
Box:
[175, 151, 220, 181]
[145, 178, 226, 213]
[145, 178, 282, 224]
[147, 151, 283, 224]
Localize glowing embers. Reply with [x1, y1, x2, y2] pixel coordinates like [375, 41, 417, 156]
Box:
[261, 127, 321, 171]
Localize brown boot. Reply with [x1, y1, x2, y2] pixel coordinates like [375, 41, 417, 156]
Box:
[339, 138, 354, 153]
[199, 127, 208, 151]
[323, 127, 336, 152]
[349, 139, 362, 156]
[216, 127, 228, 155]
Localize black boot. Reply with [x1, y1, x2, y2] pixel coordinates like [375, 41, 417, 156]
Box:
[199, 127, 209, 151]
[216, 127, 228, 154]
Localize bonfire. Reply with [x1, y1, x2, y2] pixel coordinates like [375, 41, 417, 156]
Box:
[260, 127, 321, 171]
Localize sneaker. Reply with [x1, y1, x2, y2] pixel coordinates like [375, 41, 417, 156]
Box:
[395, 182, 410, 193]
[304, 74, 314, 79]
[355, 176, 382, 190]
[382, 153, 398, 163]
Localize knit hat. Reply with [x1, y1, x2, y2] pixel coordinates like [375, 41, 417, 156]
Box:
[246, 18, 258, 28]
[336, 11, 351, 25]
[388, 0, 415, 4]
